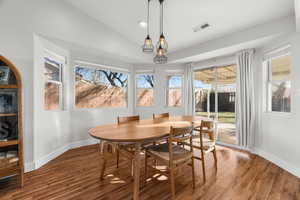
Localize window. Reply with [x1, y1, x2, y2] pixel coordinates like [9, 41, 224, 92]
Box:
[265, 54, 291, 112]
[75, 66, 128, 108]
[136, 74, 154, 107]
[166, 75, 183, 107]
[44, 53, 64, 110]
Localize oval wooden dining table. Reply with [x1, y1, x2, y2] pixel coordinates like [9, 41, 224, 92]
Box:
[89, 115, 203, 200]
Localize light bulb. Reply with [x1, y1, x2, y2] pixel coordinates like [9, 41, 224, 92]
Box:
[145, 38, 152, 46]
[142, 35, 154, 53]
[158, 48, 163, 56]
[157, 45, 165, 56]
[156, 34, 168, 53]
[159, 36, 166, 46]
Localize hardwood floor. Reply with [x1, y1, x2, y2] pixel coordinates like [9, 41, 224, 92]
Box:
[0, 144, 299, 200]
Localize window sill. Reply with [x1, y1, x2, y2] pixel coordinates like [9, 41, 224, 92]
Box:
[135, 106, 156, 109]
[72, 107, 129, 112]
[263, 111, 293, 118]
[44, 109, 66, 112]
[164, 106, 184, 109]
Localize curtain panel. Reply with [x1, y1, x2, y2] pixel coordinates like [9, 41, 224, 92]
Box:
[184, 64, 195, 115]
[236, 49, 255, 149]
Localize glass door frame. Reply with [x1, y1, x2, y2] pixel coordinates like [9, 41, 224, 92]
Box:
[193, 63, 239, 148]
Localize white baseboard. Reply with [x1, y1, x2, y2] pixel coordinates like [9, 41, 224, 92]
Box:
[69, 138, 98, 149]
[24, 162, 35, 173]
[216, 141, 251, 151]
[34, 144, 70, 170]
[25, 139, 98, 173]
[254, 148, 300, 178]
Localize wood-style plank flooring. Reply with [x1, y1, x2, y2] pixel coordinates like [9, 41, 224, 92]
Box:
[0, 145, 299, 200]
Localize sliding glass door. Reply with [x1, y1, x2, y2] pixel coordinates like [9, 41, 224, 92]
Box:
[194, 67, 216, 119]
[194, 64, 237, 145]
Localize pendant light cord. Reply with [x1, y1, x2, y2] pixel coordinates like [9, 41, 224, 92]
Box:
[147, 0, 150, 36]
[160, 0, 163, 35]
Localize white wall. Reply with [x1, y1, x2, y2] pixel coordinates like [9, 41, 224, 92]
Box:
[254, 33, 300, 177]
[32, 35, 135, 171]
[68, 50, 134, 144]
[133, 64, 186, 119]
[0, 0, 138, 171]
[32, 36, 135, 171]
[33, 36, 72, 169]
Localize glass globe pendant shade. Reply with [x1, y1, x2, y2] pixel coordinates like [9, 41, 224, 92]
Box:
[153, 45, 168, 64]
[156, 33, 168, 52]
[142, 35, 154, 53]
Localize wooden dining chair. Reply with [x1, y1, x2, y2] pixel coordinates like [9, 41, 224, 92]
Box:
[192, 120, 218, 183]
[153, 112, 170, 119]
[116, 115, 140, 170]
[152, 113, 170, 145]
[144, 124, 195, 200]
[117, 115, 140, 124]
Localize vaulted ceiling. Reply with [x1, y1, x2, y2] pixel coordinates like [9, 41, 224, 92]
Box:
[65, 0, 294, 57]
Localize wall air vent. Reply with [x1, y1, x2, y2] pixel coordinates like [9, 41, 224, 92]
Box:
[193, 23, 210, 32]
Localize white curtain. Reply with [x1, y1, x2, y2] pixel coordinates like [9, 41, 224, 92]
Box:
[184, 64, 195, 115]
[236, 49, 255, 149]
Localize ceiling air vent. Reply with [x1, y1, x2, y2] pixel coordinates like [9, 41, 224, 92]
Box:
[193, 23, 210, 32]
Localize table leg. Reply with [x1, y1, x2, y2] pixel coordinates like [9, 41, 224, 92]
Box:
[133, 143, 141, 200]
[99, 140, 107, 180]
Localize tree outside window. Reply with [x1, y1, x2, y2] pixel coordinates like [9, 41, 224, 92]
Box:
[167, 75, 183, 107]
[75, 66, 128, 108]
[136, 74, 154, 107]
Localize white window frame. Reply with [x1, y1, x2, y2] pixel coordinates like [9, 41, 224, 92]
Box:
[74, 63, 129, 110]
[135, 72, 155, 107]
[264, 49, 291, 114]
[166, 74, 184, 107]
[44, 50, 65, 111]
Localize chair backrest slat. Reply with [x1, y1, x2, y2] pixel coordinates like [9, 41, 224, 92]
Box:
[200, 120, 217, 141]
[153, 113, 169, 119]
[171, 136, 191, 143]
[170, 126, 194, 139]
[117, 115, 140, 125]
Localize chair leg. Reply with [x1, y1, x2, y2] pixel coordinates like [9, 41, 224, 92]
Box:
[191, 158, 196, 189]
[169, 169, 176, 200]
[99, 141, 107, 180]
[144, 152, 148, 186]
[116, 148, 120, 168]
[131, 159, 134, 177]
[200, 149, 206, 183]
[107, 144, 111, 153]
[212, 148, 218, 171]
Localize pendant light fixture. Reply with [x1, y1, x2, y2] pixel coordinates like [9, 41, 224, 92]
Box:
[156, 0, 168, 52]
[154, 0, 168, 64]
[142, 0, 154, 53]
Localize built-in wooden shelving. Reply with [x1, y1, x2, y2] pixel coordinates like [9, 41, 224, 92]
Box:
[0, 55, 24, 187]
[0, 140, 18, 148]
[0, 84, 17, 89]
[0, 113, 17, 117]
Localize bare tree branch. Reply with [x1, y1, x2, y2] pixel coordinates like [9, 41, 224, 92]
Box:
[143, 75, 154, 88]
